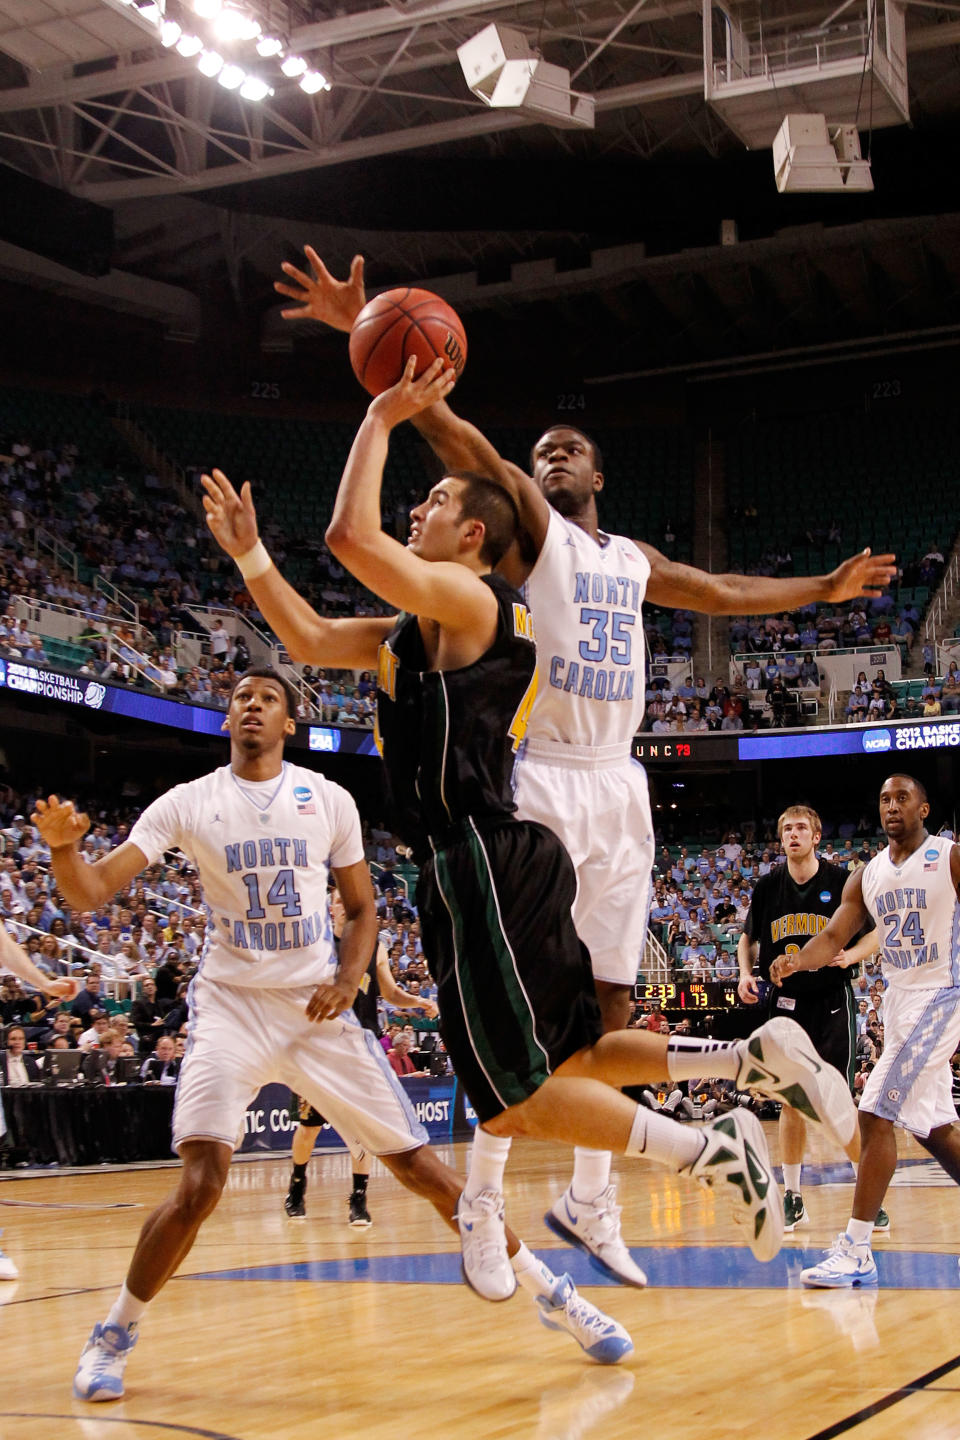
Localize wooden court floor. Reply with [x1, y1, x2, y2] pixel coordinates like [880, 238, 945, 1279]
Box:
[3, 1124, 960, 1440]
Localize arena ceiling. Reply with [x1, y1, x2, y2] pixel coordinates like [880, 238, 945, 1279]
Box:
[0, 0, 959, 371]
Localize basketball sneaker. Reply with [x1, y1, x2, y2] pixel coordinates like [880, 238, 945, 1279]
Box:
[873, 1208, 891, 1235]
[734, 1018, 857, 1150]
[536, 1273, 634, 1365]
[348, 1191, 372, 1228]
[783, 1191, 808, 1233]
[73, 1321, 138, 1401]
[544, 1185, 648, 1287]
[801, 1233, 878, 1288]
[284, 1173, 306, 1218]
[0, 1248, 19, 1281]
[685, 1110, 783, 1262]
[456, 1188, 516, 1301]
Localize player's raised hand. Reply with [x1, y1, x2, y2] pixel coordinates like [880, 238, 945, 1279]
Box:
[32, 795, 90, 850]
[44, 976, 81, 1001]
[201, 468, 259, 559]
[769, 954, 797, 986]
[824, 548, 898, 601]
[274, 248, 366, 332]
[368, 356, 457, 430]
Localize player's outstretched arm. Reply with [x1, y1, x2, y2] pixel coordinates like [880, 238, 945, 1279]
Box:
[639, 544, 897, 615]
[771, 870, 870, 984]
[327, 358, 498, 635]
[376, 946, 439, 1016]
[736, 932, 760, 1003]
[32, 797, 148, 909]
[828, 926, 880, 968]
[202, 468, 393, 670]
[0, 925, 80, 1000]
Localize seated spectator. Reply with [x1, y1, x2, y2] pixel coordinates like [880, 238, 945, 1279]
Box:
[82, 1028, 125, 1083]
[140, 1034, 180, 1085]
[36, 1010, 75, 1049]
[0, 1026, 42, 1085]
[70, 975, 103, 1025]
[799, 653, 820, 689]
[387, 1033, 418, 1077]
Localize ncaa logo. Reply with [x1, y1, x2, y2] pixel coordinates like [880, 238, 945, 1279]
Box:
[862, 729, 892, 753]
[293, 786, 312, 803]
[819, 891, 832, 903]
[925, 848, 939, 861]
[83, 682, 106, 710]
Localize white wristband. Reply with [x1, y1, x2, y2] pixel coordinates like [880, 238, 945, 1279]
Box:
[236, 539, 272, 581]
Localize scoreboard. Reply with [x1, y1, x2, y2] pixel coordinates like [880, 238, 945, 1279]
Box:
[635, 980, 740, 1010]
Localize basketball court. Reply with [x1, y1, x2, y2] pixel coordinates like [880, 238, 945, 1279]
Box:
[4, 1123, 958, 1440]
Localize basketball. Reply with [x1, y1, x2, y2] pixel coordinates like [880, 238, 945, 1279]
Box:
[349, 287, 467, 397]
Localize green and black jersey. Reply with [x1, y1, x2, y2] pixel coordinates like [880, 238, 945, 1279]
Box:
[374, 572, 537, 863]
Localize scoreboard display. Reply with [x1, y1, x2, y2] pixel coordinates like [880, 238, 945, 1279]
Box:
[635, 980, 740, 1010]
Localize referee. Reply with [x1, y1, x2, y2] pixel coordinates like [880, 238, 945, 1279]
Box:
[738, 804, 883, 1232]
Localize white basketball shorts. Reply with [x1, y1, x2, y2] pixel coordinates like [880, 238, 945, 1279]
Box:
[173, 975, 428, 1155]
[514, 741, 655, 988]
[859, 983, 960, 1137]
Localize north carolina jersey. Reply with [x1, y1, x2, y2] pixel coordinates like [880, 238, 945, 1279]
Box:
[522, 508, 650, 749]
[861, 835, 960, 991]
[128, 761, 363, 989]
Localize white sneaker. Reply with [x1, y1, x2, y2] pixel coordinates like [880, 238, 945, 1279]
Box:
[735, 1018, 857, 1150]
[536, 1272, 634, 1364]
[0, 1249, 19, 1281]
[801, 1233, 878, 1289]
[686, 1110, 784, 1262]
[544, 1185, 648, 1287]
[456, 1189, 516, 1302]
[73, 1321, 139, 1401]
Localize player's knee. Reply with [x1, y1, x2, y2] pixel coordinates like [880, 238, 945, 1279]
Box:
[175, 1158, 227, 1223]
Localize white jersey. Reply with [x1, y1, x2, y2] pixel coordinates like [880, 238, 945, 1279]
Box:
[522, 508, 650, 751]
[129, 761, 363, 989]
[861, 835, 960, 992]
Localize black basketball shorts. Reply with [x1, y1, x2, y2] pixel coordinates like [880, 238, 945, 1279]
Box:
[765, 985, 857, 1093]
[418, 817, 604, 1124]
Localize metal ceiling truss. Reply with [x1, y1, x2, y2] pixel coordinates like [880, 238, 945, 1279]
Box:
[0, 0, 956, 201]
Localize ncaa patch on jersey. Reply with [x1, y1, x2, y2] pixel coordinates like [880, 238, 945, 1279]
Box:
[819, 891, 832, 903]
[294, 784, 316, 815]
[925, 849, 939, 860]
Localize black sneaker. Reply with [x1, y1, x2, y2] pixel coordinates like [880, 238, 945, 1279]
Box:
[285, 1174, 307, 1218]
[348, 1191, 372, 1228]
[783, 1190, 808, 1232]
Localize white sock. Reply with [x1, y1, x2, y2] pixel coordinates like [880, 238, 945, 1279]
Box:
[464, 1128, 512, 1202]
[624, 1104, 705, 1170]
[511, 1241, 557, 1301]
[571, 1148, 612, 1203]
[783, 1164, 802, 1194]
[847, 1217, 873, 1247]
[666, 1036, 742, 1083]
[106, 1283, 147, 1331]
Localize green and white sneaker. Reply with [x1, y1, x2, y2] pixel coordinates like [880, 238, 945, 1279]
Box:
[783, 1190, 808, 1232]
[735, 1018, 858, 1150]
[873, 1208, 890, 1235]
[686, 1110, 783, 1262]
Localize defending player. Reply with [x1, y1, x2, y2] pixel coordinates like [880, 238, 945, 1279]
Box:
[772, 774, 960, 1287]
[738, 804, 884, 1230]
[272, 247, 896, 1285]
[36, 669, 638, 1400]
[285, 886, 438, 1225]
[202, 359, 861, 1301]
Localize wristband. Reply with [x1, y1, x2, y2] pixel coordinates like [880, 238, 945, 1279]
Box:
[236, 539, 272, 581]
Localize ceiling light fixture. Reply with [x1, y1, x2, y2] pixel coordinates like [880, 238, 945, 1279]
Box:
[197, 48, 224, 75]
[280, 53, 307, 76]
[299, 68, 330, 93]
[217, 62, 246, 88]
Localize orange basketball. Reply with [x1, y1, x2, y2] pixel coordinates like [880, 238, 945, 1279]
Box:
[349, 287, 467, 397]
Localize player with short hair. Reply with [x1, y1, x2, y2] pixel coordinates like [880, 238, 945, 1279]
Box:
[772, 774, 960, 1287]
[284, 885, 438, 1225]
[37, 666, 637, 1399]
[202, 359, 861, 1303]
[272, 248, 896, 1285]
[738, 803, 882, 1230]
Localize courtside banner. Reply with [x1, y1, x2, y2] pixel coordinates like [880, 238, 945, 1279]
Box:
[0, 657, 378, 755]
[238, 1077, 472, 1152]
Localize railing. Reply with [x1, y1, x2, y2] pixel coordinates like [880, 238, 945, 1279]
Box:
[713, 16, 872, 86]
[143, 887, 205, 921]
[924, 553, 960, 649]
[34, 524, 78, 581]
[642, 926, 672, 985]
[11, 595, 107, 642]
[828, 669, 838, 725]
[0, 920, 138, 999]
[94, 573, 139, 627]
